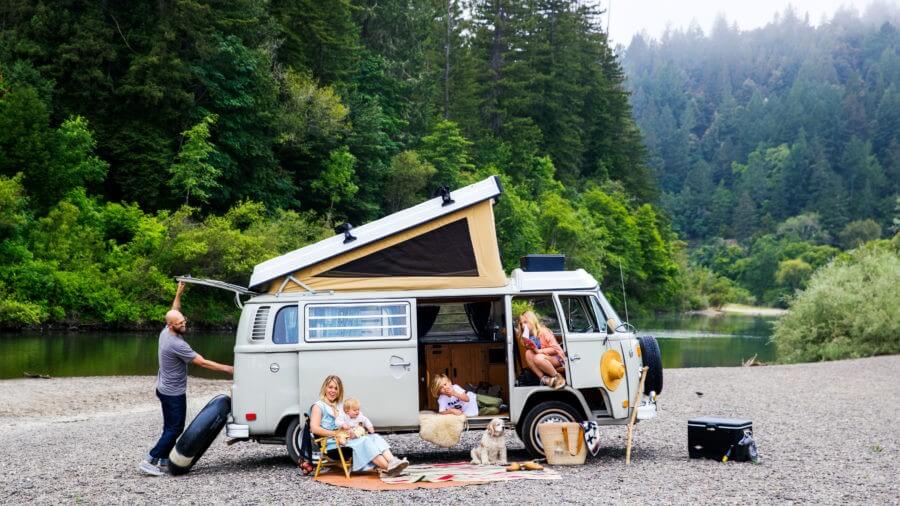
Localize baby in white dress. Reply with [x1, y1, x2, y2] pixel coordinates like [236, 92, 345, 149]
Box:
[337, 397, 375, 439]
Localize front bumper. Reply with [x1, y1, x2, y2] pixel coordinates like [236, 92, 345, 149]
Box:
[636, 394, 658, 420]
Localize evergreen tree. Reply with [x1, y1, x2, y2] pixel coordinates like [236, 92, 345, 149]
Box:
[838, 137, 887, 220]
[732, 191, 758, 241]
[168, 115, 221, 206]
[807, 157, 849, 234]
[624, 6, 899, 241]
[419, 120, 474, 187]
[270, 0, 360, 83]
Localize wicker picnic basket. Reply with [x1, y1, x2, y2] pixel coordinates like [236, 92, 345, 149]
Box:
[538, 422, 587, 465]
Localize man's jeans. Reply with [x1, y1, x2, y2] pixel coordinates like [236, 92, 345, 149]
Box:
[149, 390, 187, 460]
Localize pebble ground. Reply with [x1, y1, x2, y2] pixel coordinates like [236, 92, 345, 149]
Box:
[0, 355, 897, 504]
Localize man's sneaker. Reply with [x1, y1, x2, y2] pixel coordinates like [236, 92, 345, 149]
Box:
[157, 459, 170, 474]
[139, 459, 164, 477]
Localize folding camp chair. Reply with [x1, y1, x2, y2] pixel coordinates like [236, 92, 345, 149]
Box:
[313, 436, 353, 479]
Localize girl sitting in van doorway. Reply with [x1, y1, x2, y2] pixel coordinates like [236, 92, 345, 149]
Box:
[309, 375, 409, 476]
[431, 374, 503, 416]
[516, 310, 566, 389]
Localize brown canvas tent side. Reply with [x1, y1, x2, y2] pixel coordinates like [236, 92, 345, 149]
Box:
[249, 176, 507, 293]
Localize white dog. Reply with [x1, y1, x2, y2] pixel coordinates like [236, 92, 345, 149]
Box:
[470, 418, 507, 465]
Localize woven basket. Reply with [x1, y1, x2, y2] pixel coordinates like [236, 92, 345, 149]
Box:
[538, 422, 586, 465]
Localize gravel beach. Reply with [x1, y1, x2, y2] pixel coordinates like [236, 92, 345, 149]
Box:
[1, 355, 897, 504]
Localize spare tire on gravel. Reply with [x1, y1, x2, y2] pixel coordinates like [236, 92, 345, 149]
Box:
[638, 336, 663, 395]
[169, 394, 231, 475]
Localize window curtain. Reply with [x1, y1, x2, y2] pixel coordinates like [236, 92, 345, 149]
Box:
[416, 305, 441, 337]
[464, 302, 492, 340]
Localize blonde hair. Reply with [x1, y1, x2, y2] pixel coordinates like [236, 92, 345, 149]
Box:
[516, 310, 547, 339]
[430, 373, 449, 399]
[343, 397, 360, 411]
[318, 375, 344, 412]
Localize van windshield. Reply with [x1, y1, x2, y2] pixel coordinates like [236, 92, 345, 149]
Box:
[595, 290, 622, 328]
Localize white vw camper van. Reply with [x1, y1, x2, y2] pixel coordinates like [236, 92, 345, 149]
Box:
[187, 176, 661, 459]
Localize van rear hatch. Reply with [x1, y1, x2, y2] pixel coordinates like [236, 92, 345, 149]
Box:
[175, 275, 257, 308]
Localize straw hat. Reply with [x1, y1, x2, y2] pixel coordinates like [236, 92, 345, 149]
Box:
[600, 349, 625, 391]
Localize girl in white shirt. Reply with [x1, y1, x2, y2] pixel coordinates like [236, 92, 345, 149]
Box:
[430, 374, 502, 417]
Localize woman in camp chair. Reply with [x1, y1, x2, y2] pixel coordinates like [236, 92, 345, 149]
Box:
[309, 375, 409, 477]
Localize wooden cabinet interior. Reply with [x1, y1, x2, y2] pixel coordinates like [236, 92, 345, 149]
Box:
[422, 342, 508, 411]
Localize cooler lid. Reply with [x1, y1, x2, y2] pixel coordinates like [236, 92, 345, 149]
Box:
[687, 416, 752, 429]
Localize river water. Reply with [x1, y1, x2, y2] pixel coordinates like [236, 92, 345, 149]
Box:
[637, 313, 777, 368]
[0, 313, 776, 379]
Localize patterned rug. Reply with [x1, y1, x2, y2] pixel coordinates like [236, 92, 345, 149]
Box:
[315, 471, 475, 490]
[379, 461, 561, 485]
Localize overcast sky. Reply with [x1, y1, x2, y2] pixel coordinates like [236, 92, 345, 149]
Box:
[603, 0, 890, 46]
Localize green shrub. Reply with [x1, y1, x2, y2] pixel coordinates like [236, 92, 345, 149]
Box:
[0, 189, 330, 328]
[838, 219, 882, 249]
[674, 263, 755, 310]
[0, 297, 47, 326]
[772, 238, 900, 362]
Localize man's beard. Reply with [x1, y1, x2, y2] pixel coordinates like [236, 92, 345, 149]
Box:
[174, 326, 188, 336]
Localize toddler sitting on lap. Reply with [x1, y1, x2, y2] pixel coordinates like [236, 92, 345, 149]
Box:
[337, 397, 375, 440]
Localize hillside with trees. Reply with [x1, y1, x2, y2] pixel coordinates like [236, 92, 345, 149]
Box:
[0, 0, 678, 328]
[623, 4, 900, 306]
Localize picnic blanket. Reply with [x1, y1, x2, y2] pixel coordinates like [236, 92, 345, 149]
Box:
[315, 471, 474, 490]
[379, 461, 561, 485]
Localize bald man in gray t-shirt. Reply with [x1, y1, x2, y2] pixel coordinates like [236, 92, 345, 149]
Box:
[139, 281, 234, 477]
[156, 326, 197, 396]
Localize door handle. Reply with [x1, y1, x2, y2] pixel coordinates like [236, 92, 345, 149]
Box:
[389, 355, 411, 369]
[569, 354, 581, 362]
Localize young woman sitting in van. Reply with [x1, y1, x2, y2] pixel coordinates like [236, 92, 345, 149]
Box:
[309, 375, 409, 476]
[516, 311, 566, 389]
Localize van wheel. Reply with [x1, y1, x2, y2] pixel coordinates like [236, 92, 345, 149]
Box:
[519, 401, 581, 458]
[168, 394, 231, 475]
[638, 336, 663, 395]
[285, 416, 303, 464]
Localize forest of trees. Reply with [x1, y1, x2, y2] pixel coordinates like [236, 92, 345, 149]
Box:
[623, 5, 900, 306]
[1, 1, 897, 329]
[0, 0, 679, 328]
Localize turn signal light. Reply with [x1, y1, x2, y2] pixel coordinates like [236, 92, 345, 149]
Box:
[246, 412, 257, 421]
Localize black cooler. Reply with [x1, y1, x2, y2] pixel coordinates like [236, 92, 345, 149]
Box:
[688, 416, 753, 461]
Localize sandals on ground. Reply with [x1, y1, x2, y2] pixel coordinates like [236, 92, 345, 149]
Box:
[506, 461, 545, 472]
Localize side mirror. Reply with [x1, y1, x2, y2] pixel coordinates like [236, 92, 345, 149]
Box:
[606, 318, 616, 333]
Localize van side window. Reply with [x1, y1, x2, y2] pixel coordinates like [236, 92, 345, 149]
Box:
[305, 303, 410, 341]
[559, 295, 599, 333]
[273, 306, 299, 344]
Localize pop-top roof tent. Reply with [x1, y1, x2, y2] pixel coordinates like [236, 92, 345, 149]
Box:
[249, 176, 507, 294]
